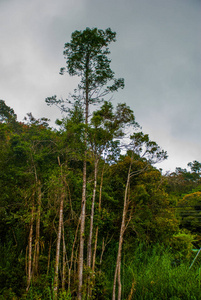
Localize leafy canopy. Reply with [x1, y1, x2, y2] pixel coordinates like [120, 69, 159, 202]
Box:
[0, 100, 17, 123]
[60, 27, 124, 102]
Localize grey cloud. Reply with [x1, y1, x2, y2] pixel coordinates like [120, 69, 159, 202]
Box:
[0, 0, 200, 171]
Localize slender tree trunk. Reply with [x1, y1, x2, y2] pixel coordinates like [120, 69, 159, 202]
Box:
[100, 234, 113, 266]
[26, 205, 34, 292]
[34, 181, 41, 275]
[92, 164, 105, 273]
[54, 190, 64, 297]
[92, 227, 98, 272]
[87, 158, 98, 268]
[112, 161, 132, 300]
[87, 158, 98, 297]
[112, 260, 118, 300]
[25, 246, 28, 277]
[78, 56, 89, 300]
[117, 262, 122, 300]
[100, 237, 105, 266]
[78, 158, 87, 299]
[62, 222, 67, 291]
[31, 156, 39, 277]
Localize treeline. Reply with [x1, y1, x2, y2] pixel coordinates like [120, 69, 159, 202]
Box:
[1, 28, 201, 300]
[1, 101, 201, 299]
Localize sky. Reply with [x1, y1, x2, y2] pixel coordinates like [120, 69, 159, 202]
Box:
[0, 0, 201, 172]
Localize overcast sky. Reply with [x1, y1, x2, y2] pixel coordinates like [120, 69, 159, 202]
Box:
[0, 0, 200, 172]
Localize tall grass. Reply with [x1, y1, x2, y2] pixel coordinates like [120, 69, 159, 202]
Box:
[120, 244, 200, 300]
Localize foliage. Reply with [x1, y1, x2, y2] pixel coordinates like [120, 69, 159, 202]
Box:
[0, 99, 17, 123]
[121, 244, 201, 300]
[177, 192, 201, 244]
[1, 100, 200, 299]
[1, 27, 201, 299]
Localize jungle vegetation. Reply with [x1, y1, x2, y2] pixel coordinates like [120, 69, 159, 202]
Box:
[0, 28, 201, 299]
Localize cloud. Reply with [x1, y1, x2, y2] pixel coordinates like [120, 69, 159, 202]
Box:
[0, 0, 200, 171]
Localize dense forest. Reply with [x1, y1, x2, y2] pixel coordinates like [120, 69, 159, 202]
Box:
[0, 28, 201, 300]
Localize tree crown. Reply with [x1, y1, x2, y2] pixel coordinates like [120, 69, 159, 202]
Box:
[60, 27, 124, 103]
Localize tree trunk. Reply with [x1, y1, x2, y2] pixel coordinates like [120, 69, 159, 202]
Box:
[78, 55, 89, 300]
[25, 246, 28, 277]
[87, 158, 98, 268]
[117, 262, 122, 300]
[62, 222, 67, 291]
[87, 158, 98, 297]
[54, 190, 64, 297]
[26, 205, 34, 292]
[78, 158, 87, 299]
[112, 161, 132, 300]
[34, 181, 41, 276]
[92, 164, 105, 273]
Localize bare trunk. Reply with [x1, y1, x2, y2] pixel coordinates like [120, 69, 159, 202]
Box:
[62, 223, 67, 291]
[34, 182, 41, 275]
[26, 205, 34, 292]
[112, 162, 132, 300]
[54, 191, 64, 296]
[25, 246, 28, 277]
[78, 56, 89, 300]
[117, 262, 122, 300]
[92, 164, 105, 273]
[87, 158, 98, 268]
[78, 159, 87, 299]
[87, 158, 98, 298]
[92, 227, 98, 272]
[112, 261, 118, 300]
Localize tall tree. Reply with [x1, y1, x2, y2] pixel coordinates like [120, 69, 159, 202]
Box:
[85, 101, 136, 296]
[112, 132, 167, 300]
[48, 27, 125, 299]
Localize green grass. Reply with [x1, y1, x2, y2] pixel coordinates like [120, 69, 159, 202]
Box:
[120, 244, 201, 300]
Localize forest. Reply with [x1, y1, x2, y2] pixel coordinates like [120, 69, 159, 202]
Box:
[0, 28, 201, 300]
